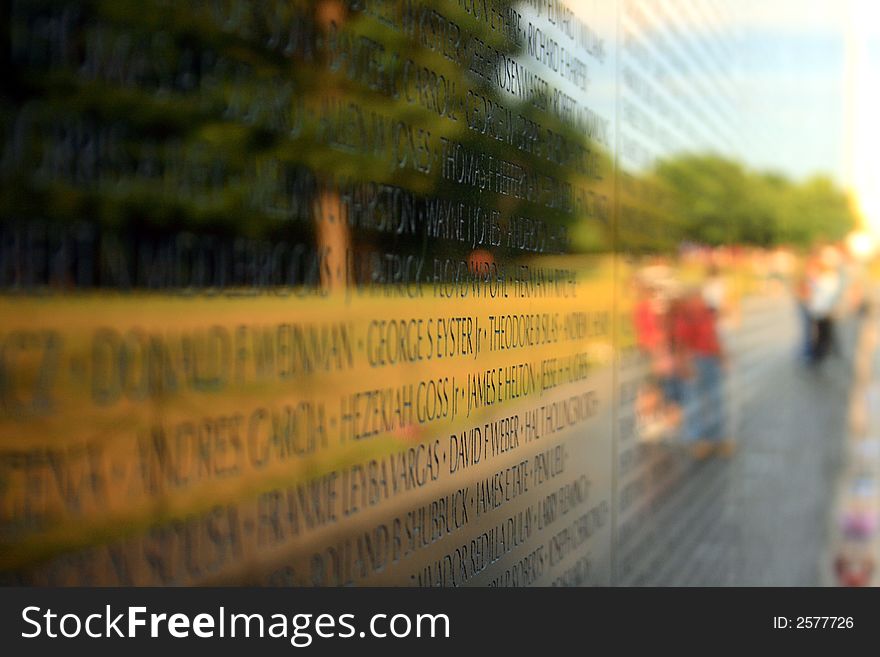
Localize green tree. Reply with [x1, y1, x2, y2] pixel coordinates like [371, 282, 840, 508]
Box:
[652, 154, 856, 249]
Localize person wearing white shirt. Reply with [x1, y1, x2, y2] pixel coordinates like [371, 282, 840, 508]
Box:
[808, 247, 843, 363]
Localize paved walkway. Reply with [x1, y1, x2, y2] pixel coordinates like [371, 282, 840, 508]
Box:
[654, 293, 855, 585]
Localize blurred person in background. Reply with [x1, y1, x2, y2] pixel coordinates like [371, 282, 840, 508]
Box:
[633, 276, 666, 439]
[807, 246, 844, 364]
[633, 273, 684, 439]
[795, 252, 819, 361]
[676, 286, 730, 458]
[661, 282, 688, 433]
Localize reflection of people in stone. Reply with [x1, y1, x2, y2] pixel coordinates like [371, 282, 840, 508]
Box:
[807, 246, 843, 364]
[633, 273, 684, 439]
[632, 277, 667, 440]
[795, 253, 818, 361]
[661, 291, 687, 431]
[676, 288, 730, 458]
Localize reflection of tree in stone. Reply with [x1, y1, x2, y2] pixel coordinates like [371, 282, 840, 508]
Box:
[1, 0, 851, 277]
[0, 0, 620, 293]
[653, 154, 856, 249]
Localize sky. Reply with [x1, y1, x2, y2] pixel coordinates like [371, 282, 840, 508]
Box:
[561, 0, 878, 226]
[736, 0, 880, 228]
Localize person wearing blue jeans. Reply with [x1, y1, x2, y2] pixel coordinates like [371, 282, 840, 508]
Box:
[676, 290, 729, 457]
[692, 354, 725, 443]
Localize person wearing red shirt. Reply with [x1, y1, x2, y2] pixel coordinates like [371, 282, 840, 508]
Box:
[676, 289, 729, 457]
